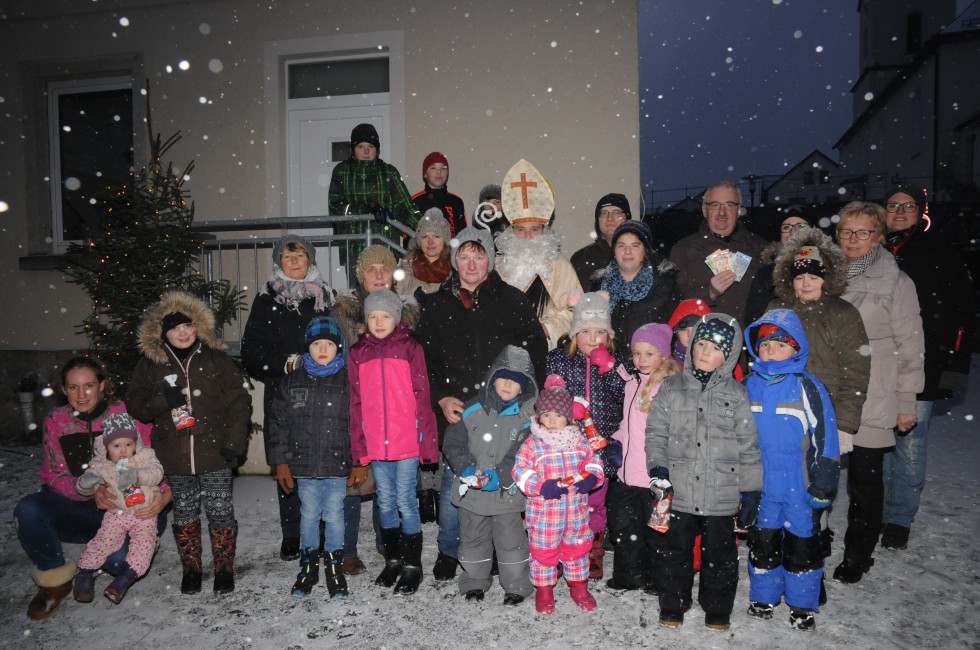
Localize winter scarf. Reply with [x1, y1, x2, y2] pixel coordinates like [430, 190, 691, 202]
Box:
[412, 255, 451, 285]
[261, 264, 332, 313]
[303, 352, 345, 377]
[600, 261, 654, 310]
[451, 273, 490, 310]
[531, 420, 583, 451]
[845, 245, 882, 280]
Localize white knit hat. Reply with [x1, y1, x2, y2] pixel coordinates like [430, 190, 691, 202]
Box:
[568, 290, 614, 338]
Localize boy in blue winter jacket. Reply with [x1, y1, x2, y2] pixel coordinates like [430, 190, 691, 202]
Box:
[742, 309, 840, 631]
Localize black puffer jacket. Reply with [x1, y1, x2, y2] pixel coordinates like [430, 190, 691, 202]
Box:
[267, 367, 351, 478]
[570, 238, 613, 290]
[593, 258, 683, 351]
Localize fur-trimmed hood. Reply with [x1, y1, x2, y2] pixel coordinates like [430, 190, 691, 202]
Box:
[771, 227, 848, 303]
[137, 290, 225, 364]
[759, 240, 783, 266]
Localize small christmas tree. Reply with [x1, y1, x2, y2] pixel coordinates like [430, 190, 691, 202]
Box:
[66, 131, 243, 391]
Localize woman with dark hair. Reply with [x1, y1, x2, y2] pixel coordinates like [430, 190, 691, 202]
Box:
[594, 221, 682, 353]
[415, 226, 548, 582]
[14, 357, 171, 620]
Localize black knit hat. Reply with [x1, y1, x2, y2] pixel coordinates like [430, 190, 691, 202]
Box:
[594, 193, 632, 221]
[350, 123, 380, 153]
[611, 221, 655, 259]
[161, 311, 193, 340]
[883, 182, 921, 204]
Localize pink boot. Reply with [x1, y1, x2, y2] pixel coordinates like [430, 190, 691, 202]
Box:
[535, 585, 555, 614]
[568, 579, 597, 611]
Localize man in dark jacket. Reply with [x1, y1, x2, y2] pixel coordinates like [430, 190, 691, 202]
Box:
[570, 193, 631, 289]
[669, 181, 766, 326]
[880, 185, 976, 550]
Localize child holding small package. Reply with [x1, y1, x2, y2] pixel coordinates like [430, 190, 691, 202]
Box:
[443, 345, 537, 606]
[645, 314, 761, 631]
[513, 375, 604, 614]
[73, 412, 164, 604]
[349, 290, 439, 596]
[742, 309, 840, 631]
[268, 316, 352, 599]
[606, 323, 680, 593]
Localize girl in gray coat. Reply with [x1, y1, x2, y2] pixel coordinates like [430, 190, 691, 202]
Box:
[645, 314, 761, 631]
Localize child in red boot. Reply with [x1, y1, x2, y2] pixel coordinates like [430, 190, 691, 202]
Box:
[513, 376, 604, 614]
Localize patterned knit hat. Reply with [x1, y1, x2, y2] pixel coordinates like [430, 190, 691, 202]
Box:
[364, 290, 403, 322]
[535, 375, 574, 421]
[101, 412, 139, 447]
[417, 208, 452, 244]
[451, 226, 495, 271]
[501, 159, 555, 226]
[355, 245, 397, 286]
[790, 245, 826, 278]
[568, 290, 614, 338]
[631, 323, 672, 358]
[304, 316, 345, 353]
[756, 323, 800, 352]
[693, 317, 737, 360]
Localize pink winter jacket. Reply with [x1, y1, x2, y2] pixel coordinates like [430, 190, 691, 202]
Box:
[348, 323, 439, 465]
[77, 434, 164, 515]
[41, 402, 153, 501]
[612, 365, 666, 488]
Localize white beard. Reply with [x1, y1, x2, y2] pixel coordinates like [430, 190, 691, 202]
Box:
[495, 228, 562, 291]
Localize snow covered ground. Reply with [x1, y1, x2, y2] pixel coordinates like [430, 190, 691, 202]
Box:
[2, 357, 979, 649]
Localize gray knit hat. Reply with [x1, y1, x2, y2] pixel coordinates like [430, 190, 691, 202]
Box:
[364, 290, 403, 322]
[451, 226, 495, 272]
[417, 208, 452, 243]
[272, 235, 317, 267]
[568, 290, 614, 338]
[479, 184, 501, 203]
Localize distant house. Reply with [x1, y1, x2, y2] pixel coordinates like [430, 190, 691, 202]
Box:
[763, 150, 843, 206]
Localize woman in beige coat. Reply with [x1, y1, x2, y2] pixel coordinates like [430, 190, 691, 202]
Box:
[832, 202, 924, 585]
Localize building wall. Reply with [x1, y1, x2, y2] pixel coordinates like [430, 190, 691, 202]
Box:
[0, 0, 641, 353]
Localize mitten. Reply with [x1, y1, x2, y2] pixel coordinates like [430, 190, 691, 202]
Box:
[164, 385, 187, 409]
[114, 457, 130, 471]
[806, 492, 832, 510]
[220, 447, 240, 463]
[539, 479, 569, 500]
[479, 469, 500, 491]
[77, 471, 104, 491]
[284, 353, 301, 374]
[576, 473, 599, 494]
[117, 468, 139, 491]
[588, 347, 616, 374]
[373, 207, 392, 225]
[276, 463, 295, 493]
[347, 465, 369, 489]
[572, 397, 589, 421]
[604, 439, 623, 469]
[649, 477, 673, 502]
[737, 491, 762, 529]
[460, 465, 476, 479]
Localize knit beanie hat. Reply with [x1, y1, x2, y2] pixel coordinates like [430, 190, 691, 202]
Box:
[350, 123, 380, 152]
[160, 311, 193, 340]
[355, 245, 397, 285]
[417, 208, 452, 243]
[884, 182, 920, 205]
[364, 290, 403, 322]
[756, 323, 800, 352]
[631, 323, 672, 359]
[568, 290, 614, 338]
[479, 184, 501, 203]
[535, 375, 574, 421]
[693, 317, 737, 360]
[304, 316, 345, 353]
[272, 234, 317, 267]
[101, 412, 139, 447]
[611, 221, 655, 259]
[501, 159, 555, 226]
[790, 245, 826, 278]
[491, 368, 529, 395]
[451, 226, 495, 271]
[594, 193, 632, 221]
[422, 151, 449, 178]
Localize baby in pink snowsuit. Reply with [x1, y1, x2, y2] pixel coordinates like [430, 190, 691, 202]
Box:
[74, 412, 164, 604]
[513, 375, 604, 614]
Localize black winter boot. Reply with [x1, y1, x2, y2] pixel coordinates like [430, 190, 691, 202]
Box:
[432, 552, 458, 581]
[394, 531, 423, 596]
[73, 568, 98, 603]
[418, 489, 438, 524]
[375, 527, 403, 588]
[173, 521, 203, 595]
[209, 523, 238, 594]
[291, 548, 320, 596]
[324, 549, 349, 599]
[104, 563, 139, 604]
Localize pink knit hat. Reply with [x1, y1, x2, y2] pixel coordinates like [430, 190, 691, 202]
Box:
[535, 375, 574, 421]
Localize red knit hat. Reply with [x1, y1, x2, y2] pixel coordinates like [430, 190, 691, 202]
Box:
[422, 151, 449, 177]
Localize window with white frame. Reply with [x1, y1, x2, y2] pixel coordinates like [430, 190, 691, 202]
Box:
[48, 76, 135, 251]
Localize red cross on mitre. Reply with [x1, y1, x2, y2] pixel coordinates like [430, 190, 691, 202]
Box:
[501, 159, 555, 226]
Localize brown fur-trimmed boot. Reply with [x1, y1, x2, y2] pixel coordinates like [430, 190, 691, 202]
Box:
[27, 560, 76, 620]
[173, 521, 203, 594]
[209, 523, 238, 594]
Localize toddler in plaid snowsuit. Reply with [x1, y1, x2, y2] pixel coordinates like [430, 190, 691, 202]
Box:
[513, 375, 604, 614]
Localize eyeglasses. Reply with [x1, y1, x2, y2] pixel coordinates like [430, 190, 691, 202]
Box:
[885, 201, 917, 213]
[837, 228, 875, 240]
[703, 201, 740, 211]
[780, 223, 808, 233]
[599, 209, 626, 219]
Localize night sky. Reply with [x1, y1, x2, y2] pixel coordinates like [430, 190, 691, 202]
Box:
[639, 0, 859, 210]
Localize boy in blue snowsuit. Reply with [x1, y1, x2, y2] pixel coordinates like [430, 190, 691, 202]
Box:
[742, 309, 840, 631]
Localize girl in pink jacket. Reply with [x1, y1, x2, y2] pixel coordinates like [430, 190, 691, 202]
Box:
[606, 323, 679, 592]
[348, 290, 438, 596]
